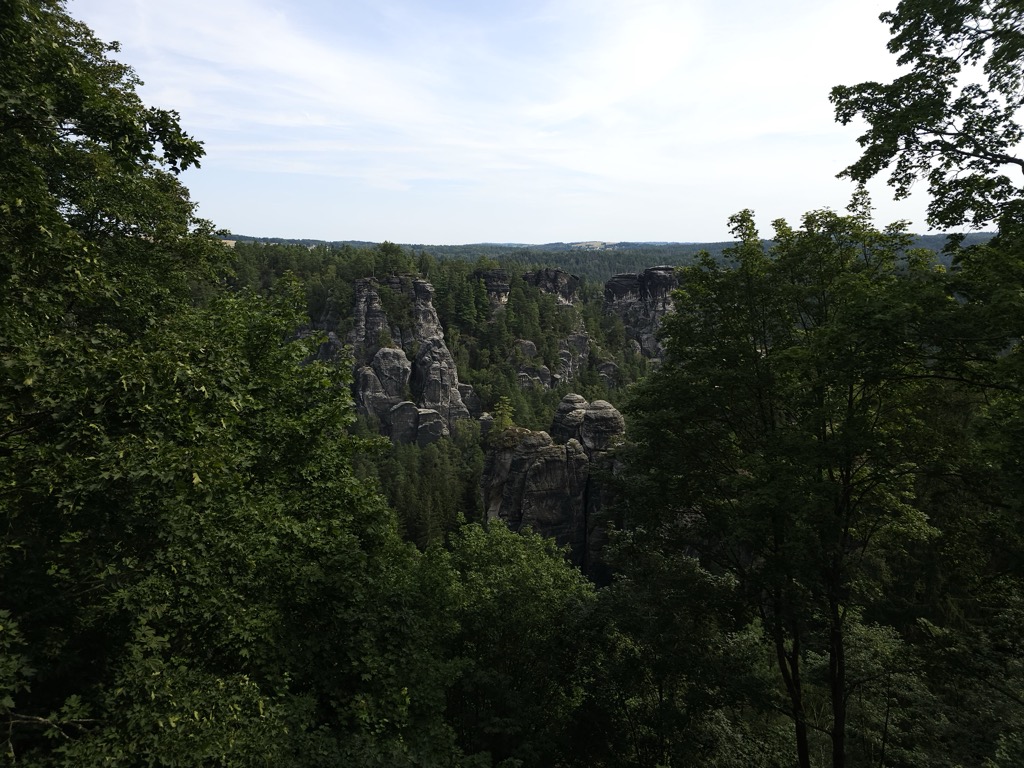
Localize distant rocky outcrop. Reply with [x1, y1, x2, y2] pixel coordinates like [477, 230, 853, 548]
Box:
[482, 394, 624, 581]
[524, 267, 581, 305]
[475, 268, 510, 306]
[509, 269, 591, 389]
[386, 402, 447, 448]
[458, 383, 483, 419]
[604, 266, 678, 358]
[315, 261, 668, 446]
[510, 339, 553, 389]
[597, 361, 619, 389]
[344, 276, 473, 443]
[509, 329, 600, 391]
[483, 429, 589, 559]
[556, 331, 590, 383]
[549, 394, 625, 454]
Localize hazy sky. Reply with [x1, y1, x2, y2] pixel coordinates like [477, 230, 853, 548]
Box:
[69, 0, 935, 244]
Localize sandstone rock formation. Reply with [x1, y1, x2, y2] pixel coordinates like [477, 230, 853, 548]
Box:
[507, 338, 553, 389]
[556, 331, 590, 383]
[482, 394, 624, 581]
[384, 401, 448, 448]
[516, 366, 553, 389]
[597, 361, 619, 389]
[474, 268, 510, 306]
[549, 394, 624, 450]
[604, 265, 678, 358]
[345, 276, 473, 443]
[483, 430, 589, 561]
[508, 331, 596, 392]
[524, 267, 581, 305]
[458, 383, 483, 419]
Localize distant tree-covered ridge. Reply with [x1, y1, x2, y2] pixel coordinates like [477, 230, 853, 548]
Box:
[224, 232, 993, 282]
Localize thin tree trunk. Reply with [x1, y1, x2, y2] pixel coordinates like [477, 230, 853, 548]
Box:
[830, 599, 847, 768]
[773, 625, 812, 768]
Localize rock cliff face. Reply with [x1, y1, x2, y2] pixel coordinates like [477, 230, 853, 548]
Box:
[511, 339, 552, 389]
[346, 276, 472, 444]
[510, 330, 595, 391]
[482, 394, 624, 581]
[604, 266, 678, 358]
[524, 268, 581, 305]
[475, 268, 510, 306]
[556, 331, 590, 383]
[483, 430, 589, 560]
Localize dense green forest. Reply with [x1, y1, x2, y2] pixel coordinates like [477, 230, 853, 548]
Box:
[226, 237, 731, 283]
[3, 1, 1024, 767]
[224, 233, 995, 283]
[225, 238, 652, 547]
[228, 237, 644, 416]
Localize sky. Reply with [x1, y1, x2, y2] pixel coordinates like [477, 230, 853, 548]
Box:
[69, 0, 936, 245]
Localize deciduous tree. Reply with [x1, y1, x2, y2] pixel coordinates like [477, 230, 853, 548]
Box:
[831, 0, 1024, 229]
[0, 3, 458, 763]
[617, 197, 962, 767]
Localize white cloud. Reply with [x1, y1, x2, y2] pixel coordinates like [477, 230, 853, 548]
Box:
[70, 0, 932, 242]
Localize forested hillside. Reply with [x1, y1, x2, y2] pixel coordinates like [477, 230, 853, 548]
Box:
[226, 236, 732, 283]
[3, 1, 1024, 767]
[225, 239, 659, 550]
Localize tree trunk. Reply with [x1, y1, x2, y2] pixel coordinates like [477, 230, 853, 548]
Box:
[830, 599, 847, 768]
[774, 626, 812, 768]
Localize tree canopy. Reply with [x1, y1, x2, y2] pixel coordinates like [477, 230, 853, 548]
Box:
[614, 189, 1024, 765]
[832, 0, 1024, 229]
